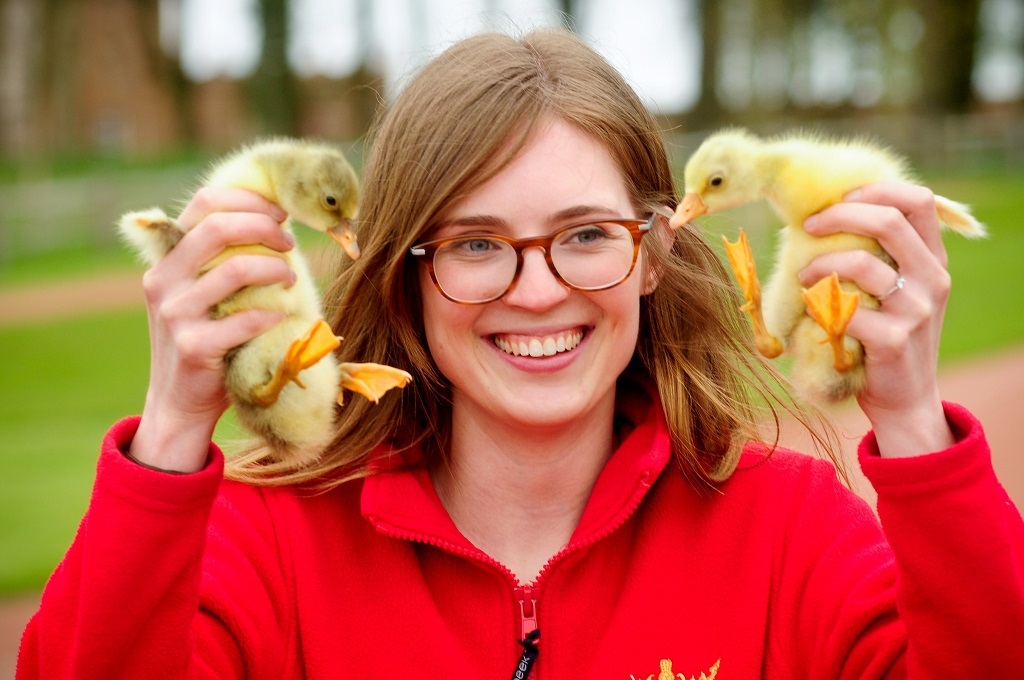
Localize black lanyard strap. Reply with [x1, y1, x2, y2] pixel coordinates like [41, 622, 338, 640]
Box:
[510, 628, 540, 679]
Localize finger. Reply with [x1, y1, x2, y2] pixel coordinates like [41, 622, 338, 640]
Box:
[207, 308, 287, 357]
[843, 304, 939, 368]
[177, 186, 287, 231]
[152, 212, 295, 288]
[167, 308, 286, 379]
[797, 249, 902, 301]
[844, 181, 948, 264]
[159, 255, 296, 322]
[805, 199, 946, 275]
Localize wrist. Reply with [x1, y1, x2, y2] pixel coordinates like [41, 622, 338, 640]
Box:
[129, 405, 219, 474]
[862, 396, 955, 458]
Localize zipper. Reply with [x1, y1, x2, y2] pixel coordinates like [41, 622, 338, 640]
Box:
[516, 585, 538, 640]
[370, 466, 657, 678]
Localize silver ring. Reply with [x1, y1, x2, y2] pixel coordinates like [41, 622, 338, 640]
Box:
[879, 275, 905, 301]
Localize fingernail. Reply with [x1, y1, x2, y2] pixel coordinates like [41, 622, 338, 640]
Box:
[283, 232, 295, 248]
[804, 214, 819, 231]
[271, 205, 288, 222]
[844, 188, 862, 202]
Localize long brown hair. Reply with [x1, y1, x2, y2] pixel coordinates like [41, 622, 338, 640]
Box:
[225, 28, 839, 488]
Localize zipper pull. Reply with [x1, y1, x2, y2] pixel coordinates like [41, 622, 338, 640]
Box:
[518, 586, 537, 640]
[510, 587, 540, 679]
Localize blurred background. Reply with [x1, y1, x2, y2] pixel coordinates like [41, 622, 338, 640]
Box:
[1, 0, 1023, 673]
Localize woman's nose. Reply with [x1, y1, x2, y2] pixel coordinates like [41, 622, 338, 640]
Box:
[502, 247, 570, 310]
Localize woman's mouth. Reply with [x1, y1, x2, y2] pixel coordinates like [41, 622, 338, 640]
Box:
[493, 329, 585, 357]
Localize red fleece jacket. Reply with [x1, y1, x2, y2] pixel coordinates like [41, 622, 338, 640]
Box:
[17, 396, 1024, 678]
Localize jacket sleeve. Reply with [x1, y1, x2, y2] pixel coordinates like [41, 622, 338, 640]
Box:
[16, 417, 297, 679]
[767, 403, 1024, 679]
[857, 402, 1024, 677]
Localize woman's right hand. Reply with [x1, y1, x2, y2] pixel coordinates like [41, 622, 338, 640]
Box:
[127, 187, 296, 473]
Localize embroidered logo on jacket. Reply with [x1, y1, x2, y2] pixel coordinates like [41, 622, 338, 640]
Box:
[629, 657, 721, 680]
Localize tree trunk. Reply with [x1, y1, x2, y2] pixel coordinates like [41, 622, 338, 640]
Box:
[556, 0, 575, 31]
[248, 0, 298, 135]
[690, 0, 724, 126]
[136, 0, 195, 144]
[911, 0, 982, 113]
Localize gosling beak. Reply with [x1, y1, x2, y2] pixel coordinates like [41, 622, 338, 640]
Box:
[328, 219, 361, 260]
[670, 193, 707, 229]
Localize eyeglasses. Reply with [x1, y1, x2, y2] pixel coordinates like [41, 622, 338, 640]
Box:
[409, 214, 654, 304]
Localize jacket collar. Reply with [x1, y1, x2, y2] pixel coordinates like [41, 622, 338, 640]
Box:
[360, 381, 673, 557]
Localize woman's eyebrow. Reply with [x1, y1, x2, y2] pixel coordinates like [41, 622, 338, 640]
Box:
[550, 205, 623, 222]
[436, 204, 623, 233]
[438, 214, 509, 229]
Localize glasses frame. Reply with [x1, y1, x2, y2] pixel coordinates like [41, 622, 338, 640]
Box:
[409, 213, 655, 304]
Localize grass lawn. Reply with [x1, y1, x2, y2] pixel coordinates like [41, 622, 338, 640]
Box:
[0, 169, 1022, 595]
[0, 309, 256, 594]
[0, 310, 150, 593]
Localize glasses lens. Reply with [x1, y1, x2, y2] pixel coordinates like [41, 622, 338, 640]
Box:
[551, 222, 636, 289]
[432, 237, 517, 302]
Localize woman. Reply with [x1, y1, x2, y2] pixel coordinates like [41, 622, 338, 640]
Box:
[18, 29, 1024, 678]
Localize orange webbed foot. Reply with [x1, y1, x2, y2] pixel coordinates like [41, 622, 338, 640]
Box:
[802, 273, 859, 372]
[251, 319, 341, 407]
[722, 230, 783, 358]
[337, 363, 413, 405]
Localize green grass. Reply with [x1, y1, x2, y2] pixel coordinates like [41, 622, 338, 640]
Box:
[0, 310, 150, 593]
[0, 245, 138, 287]
[1, 169, 1022, 595]
[928, 174, 1024, 360]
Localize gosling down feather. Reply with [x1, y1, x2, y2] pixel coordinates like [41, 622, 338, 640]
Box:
[671, 128, 986, 402]
[118, 137, 411, 463]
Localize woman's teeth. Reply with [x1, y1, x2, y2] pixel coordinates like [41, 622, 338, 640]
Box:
[494, 330, 584, 357]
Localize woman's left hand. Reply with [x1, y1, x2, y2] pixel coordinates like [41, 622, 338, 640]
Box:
[799, 181, 956, 458]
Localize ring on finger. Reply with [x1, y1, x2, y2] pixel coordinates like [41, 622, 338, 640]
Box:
[878, 274, 906, 301]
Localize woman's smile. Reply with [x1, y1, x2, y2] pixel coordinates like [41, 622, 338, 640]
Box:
[492, 328, 586, 357]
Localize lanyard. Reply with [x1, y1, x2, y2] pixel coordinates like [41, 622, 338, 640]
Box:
[510, 628, 540, 679]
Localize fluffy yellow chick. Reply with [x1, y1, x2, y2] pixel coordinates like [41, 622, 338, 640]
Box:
[118, 138, 411, 463]
[671, 128, 985, 401]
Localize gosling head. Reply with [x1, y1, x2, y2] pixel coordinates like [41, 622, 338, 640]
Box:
[671, 128, 767, 229]
[277, 145, 362, 260]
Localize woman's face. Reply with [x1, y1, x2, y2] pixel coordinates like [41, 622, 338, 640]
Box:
[419, 117, 649, 433]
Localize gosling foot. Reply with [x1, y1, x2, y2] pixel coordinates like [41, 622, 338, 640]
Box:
[723, 230, 783, 358]
[802, 273, 859, 373]
[251, 319, 341, 407]
[338, 363, 413, 405]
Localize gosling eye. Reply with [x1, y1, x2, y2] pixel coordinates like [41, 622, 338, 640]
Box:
[324, 195, 338, 207]
[709, 175, 724, 188]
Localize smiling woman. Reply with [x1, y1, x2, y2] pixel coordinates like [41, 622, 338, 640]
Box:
[16, 27, 1024, 679]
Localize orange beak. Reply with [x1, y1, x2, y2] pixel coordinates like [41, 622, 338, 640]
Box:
[328, 219, 361, 260]
[669, 193, 707, 230]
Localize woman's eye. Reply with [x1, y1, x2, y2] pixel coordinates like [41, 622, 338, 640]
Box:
[454, 238, 497, 254]
[564, 226, 608, 245]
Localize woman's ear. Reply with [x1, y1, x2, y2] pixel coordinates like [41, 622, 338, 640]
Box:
[642, 211, 675, 295]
